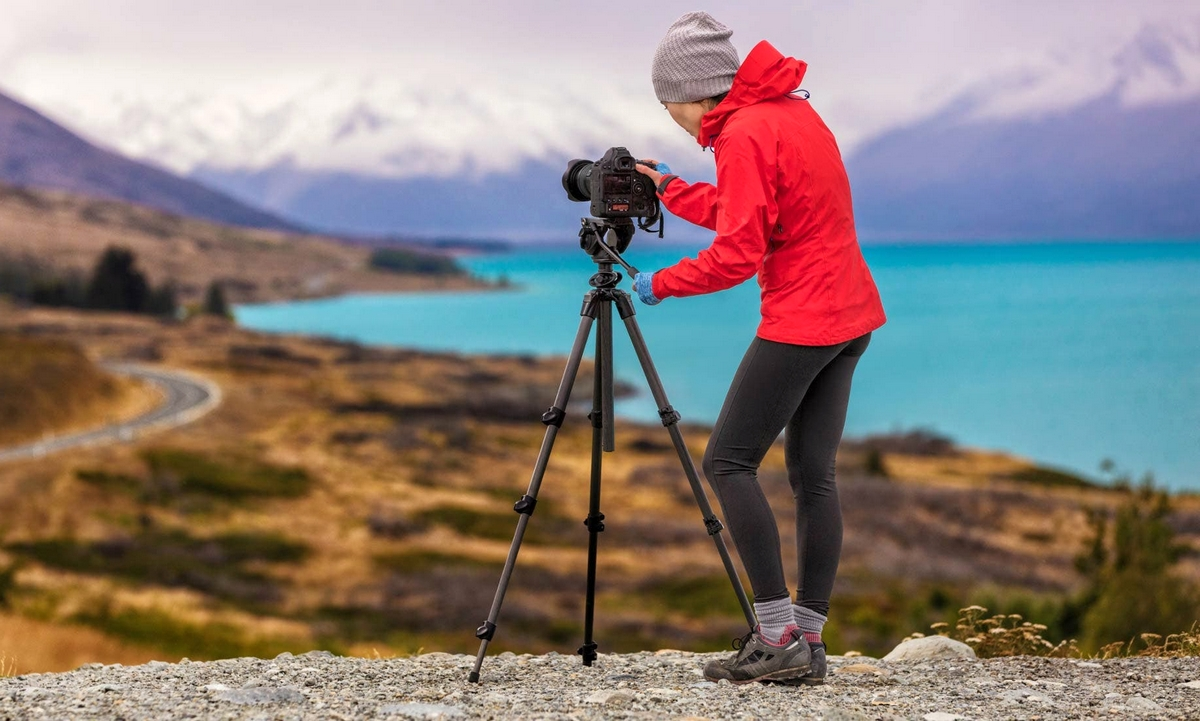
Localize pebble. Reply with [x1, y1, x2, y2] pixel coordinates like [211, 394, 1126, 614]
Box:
[833, 663, 889, 676]
[1126, 695, 1164, 712]
[0, 650, 1195, 719]
[215, 686, 306, 705]
[378, 702, 465, 718]
[583, 689, 633, 706]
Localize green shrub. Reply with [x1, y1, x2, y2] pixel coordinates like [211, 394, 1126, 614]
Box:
[9, 529, 308, 609]
[76, 469, 145, 496]
[74, 605, 321, 661]
[1006, 466, 1097, 489]
[368, 247, 463, 276]
[142, 448, 313, 500]
[414, 503, 575, 545]
[1067, 481, 1199, 653]
[637, 574, 746, 619]
[373, 550, 493, 573]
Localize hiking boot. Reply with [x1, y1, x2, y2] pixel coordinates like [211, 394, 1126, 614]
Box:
[703, 625, 812, 684]
[769, 641, 826, 686]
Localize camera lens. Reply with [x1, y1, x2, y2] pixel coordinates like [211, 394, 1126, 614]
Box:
[562, 159, 594, 202]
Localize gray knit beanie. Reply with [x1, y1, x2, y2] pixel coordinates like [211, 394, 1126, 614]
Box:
[652, 12, 740, 103]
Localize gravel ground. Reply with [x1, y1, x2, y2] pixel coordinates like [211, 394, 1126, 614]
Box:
[2, 649, 1198, 720]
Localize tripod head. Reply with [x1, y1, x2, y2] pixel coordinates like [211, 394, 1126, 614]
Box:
[579, 217, 640, 276]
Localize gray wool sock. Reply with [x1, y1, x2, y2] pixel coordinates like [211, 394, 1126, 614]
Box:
[754, 598, 796, 645]
[793, 604, 827, 645]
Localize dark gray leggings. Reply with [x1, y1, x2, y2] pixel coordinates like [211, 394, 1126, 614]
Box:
[702, 332, 871, 615]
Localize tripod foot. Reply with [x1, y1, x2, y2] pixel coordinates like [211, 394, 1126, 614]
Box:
[468, 671, 480, 684]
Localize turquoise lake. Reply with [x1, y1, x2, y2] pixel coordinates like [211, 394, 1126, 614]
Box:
[237, 241, 1200, 490]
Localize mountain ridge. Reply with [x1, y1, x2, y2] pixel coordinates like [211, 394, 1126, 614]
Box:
[0, 90, 302, 232]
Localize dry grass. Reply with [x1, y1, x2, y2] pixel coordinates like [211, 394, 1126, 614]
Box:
[0, 306, 1197, 669]
[0, 334, 159, 445]
[910, 605, 1080, 658]
[1097, 624, 1200, 659]
[912, 606, 1200, 659]
[0, 612, 161, 674]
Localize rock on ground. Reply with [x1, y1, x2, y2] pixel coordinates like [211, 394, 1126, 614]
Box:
[1, 649, 1198, 720]
[882, 636, 977, 663]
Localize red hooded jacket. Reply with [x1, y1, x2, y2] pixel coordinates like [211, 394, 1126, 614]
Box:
[650, 40, 886, 346]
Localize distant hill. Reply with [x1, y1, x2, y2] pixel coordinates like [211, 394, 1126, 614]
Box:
[0, 182, 485, 305]
[845, 93, 1200, 240]
[0, 91, 301, 232]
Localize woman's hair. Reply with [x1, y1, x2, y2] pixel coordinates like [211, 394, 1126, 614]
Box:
[704, 92, 729, 110]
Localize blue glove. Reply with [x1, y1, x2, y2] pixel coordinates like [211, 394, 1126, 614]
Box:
[638, 159, 671, 174]
[633, 272, 661, 306]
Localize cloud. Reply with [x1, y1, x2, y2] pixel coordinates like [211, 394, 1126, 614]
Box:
[2, 0, 1197, 176]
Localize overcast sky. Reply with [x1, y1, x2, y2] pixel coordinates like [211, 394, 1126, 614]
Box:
[3, 0, 1198, 170]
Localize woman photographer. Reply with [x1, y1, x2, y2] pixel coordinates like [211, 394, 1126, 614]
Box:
[634, 12, 887, 685]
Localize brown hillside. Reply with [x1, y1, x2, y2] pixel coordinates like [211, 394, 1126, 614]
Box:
[0, 334, 121, 445]
[0, 183, 488, 305]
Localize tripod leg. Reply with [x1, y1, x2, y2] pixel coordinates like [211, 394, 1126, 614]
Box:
[613, 291, 757, 629]
[468, 308, 596, 683]
[580, 298, 610, 666]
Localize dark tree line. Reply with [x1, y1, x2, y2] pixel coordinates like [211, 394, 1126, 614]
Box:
[0, 245, 229, 319]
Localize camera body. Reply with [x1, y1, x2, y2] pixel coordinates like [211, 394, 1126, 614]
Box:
[562, 147, 659, 220]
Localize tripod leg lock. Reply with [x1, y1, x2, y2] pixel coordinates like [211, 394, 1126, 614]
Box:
[583, 512, 606, 533]
[475, 620, 497, 641]
[578, 641, 599, 665]
[541, 406, 566, 427]
[658, 405, 682, 427]
[703, 515, 725, 536]
[587, 410, 603, 429]
[513, 495, 538, 516]
[614, 292, 636, 319]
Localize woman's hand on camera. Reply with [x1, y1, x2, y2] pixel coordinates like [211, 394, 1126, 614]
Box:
[636, 159, 668, 188]
[633, 272, 661, 306]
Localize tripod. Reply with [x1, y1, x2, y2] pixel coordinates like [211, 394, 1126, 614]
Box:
[468, 218, 755, 683]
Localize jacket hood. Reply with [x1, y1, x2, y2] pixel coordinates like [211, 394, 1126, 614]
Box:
[697, 40, 808, 148]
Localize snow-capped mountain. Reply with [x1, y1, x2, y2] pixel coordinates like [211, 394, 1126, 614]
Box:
[14, 21, 1200, 240]
[0, 91, 299, 232]
[31, 75, 703, 181]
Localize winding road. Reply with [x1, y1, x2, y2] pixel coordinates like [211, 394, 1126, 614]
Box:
[0, 363, 221, 463]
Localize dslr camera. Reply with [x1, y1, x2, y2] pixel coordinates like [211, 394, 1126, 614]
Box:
[562, 147, 661, 222]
